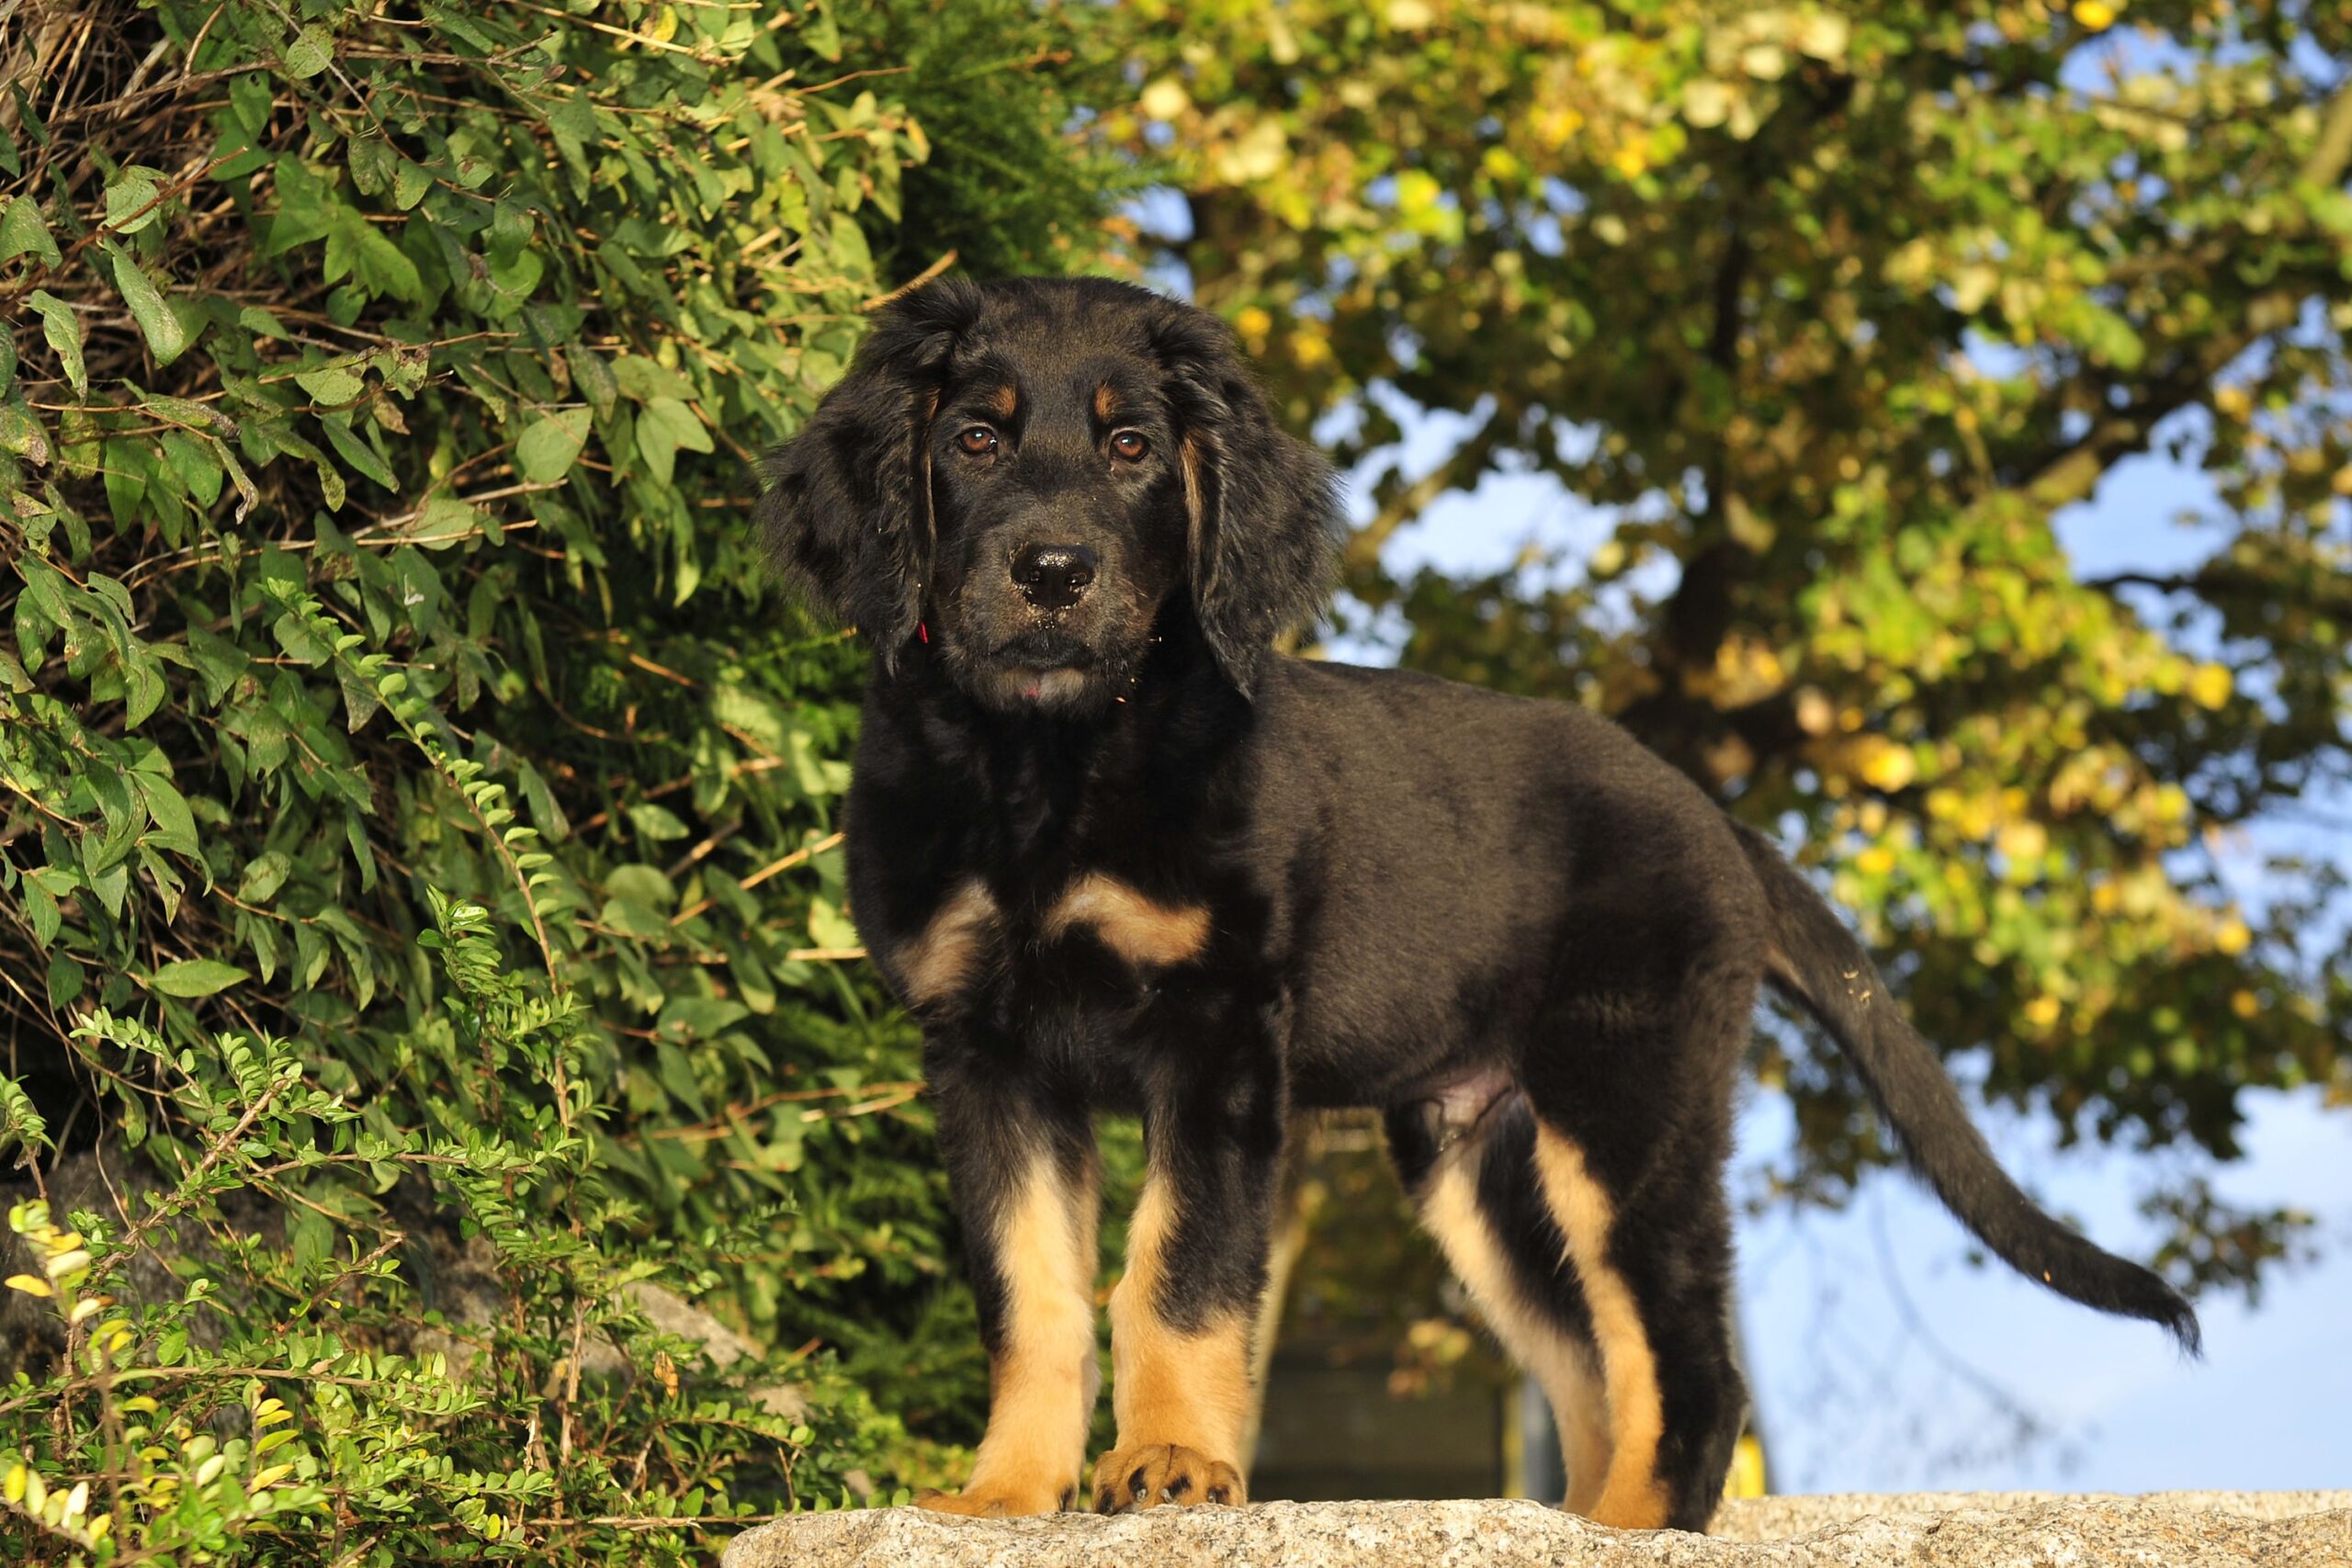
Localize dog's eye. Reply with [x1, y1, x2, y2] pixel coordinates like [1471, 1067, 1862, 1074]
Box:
[1110, 430, 1149, 463]
[956, 426, 998, 457]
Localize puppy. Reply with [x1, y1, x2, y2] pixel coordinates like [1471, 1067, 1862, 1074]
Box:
[754, 276, 2197, 1529]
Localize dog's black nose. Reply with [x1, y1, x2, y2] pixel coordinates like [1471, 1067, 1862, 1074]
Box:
[1012, 544, 1097, 611]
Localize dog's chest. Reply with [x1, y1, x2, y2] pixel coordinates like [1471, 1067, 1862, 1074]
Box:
[887, 869, 1213, 1021]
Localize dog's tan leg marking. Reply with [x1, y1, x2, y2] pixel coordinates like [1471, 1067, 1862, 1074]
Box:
[920, 1148, 1098, 1517]
[1532, 1125, 1670, 1530]
[1414, 1144, 1613, 1515]
[898, 879, 998, 1008]
[1045, 873, 1210, 969]
[1091, 1176, 1251, 1511]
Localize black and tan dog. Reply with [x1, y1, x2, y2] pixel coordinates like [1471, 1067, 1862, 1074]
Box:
[754, 276, 2199, 1530]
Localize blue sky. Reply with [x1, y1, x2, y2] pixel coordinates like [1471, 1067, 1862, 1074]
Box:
[1343, 421, 2352, 1494]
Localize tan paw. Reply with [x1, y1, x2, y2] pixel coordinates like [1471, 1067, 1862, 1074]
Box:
[1090, 1443, 1244, 1513]
[912, 1479, 1076, 1517]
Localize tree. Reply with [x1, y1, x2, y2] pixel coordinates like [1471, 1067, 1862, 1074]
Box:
[1101, 0, 2349, 1291]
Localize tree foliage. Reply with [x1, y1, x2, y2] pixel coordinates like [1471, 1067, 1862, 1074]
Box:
[0, 0, 1115, 1558]
[1107, 0, 2351, 1283]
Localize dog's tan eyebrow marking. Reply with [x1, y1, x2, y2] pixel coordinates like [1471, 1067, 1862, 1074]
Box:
[899, 879, 1000, 1005]
[1093, 381, 1122, 423]
[1044, 873, 1210, 968]
[987, 383, 1019, 420]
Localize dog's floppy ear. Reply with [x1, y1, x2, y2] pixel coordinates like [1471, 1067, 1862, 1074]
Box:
[1152, 308, 1343, 696]
[755, 278, 983, 667]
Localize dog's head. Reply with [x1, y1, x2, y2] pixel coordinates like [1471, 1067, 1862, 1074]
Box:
[756, 277, 1340, 714]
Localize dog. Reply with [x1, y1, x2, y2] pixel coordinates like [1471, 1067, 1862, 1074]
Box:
[753, 276, 2199, 1529]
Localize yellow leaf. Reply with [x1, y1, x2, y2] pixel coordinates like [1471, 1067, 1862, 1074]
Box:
[3, 1462, 25, 1503]
[2024, 996, 2063, 1029]
[2231, 989, 2260, 1020]
[2214, 917, 2252, 955]
[1997, 820, 2049, 864]
[2072, 0, 2119, 28]
[2188, 662, 2232, 709]
[1857, 739, 1917, 792]
[1287, 327, 1334, 370]
[1138, 77, 1191, 122]
[1855, 845, 1895, 876]
[5, 1273, 53, 1298]
[251, 1463, 295, 1490]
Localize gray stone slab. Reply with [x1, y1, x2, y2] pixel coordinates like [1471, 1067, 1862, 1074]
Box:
[719, 1492, 2352, 1568]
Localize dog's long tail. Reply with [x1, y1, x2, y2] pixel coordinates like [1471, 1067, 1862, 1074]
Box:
[1733, 821, 2201, 1354]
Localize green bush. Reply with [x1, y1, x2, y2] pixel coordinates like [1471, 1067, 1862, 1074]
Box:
[0, 0, 1126, 1559]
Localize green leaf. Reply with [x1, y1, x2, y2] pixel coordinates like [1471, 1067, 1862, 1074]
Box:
[284, 23, 334, 80]
[636, 397, 712, 487]
[137, 775, 201, 856]
[392, 157, 434, 210]
[20, 874, 58, 948]
[148, 959, 250, 998]
[408, 495, 492, 549]
[100, 240, 188, 366]
[25, 291, 84, 397]
[0, 195, 61, 267]
[295, 360, 367, 405]
[104, 166, 163, 235]
[516, 407, 592, 484]
[323, 415, 397, 491]
[239, 851, 294, 904]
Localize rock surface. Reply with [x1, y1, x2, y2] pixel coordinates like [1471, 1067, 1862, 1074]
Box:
[720, 1491, 2352, 1568]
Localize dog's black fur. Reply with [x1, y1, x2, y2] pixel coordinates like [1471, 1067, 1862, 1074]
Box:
[756, 276, 2199, 1529]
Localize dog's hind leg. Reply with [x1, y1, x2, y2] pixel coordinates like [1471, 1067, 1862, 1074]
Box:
[1386, 1090, 1615, 1515]
[1509, 925, 1758, 1531]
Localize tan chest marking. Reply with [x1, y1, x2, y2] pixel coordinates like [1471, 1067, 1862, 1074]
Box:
[899, 879, 1001, 1006]
[1044, 873, 1211, 969]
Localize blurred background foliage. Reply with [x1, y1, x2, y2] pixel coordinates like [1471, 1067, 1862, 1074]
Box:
[0, 0, 2346, 1560]
[1106, 0, 2351, 1290]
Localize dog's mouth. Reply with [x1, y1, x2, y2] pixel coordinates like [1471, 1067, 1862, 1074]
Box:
[993, 628, 1091, 667]
[978, 631, 1102, 709]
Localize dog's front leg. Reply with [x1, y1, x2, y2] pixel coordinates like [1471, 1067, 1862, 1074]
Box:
[916, 1044, 1100, 1517]
[1091, 1025, 1283, 1513]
